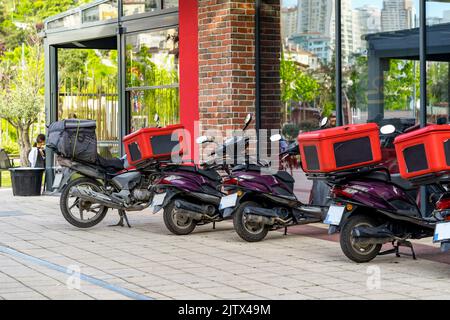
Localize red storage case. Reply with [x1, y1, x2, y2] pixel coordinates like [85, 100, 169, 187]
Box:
[298, 123, 382, 173]
[394, 125, 450, 180]
[123, 124, 185, 166]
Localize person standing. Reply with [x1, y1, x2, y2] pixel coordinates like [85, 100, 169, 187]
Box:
[28, 134, 46, 168]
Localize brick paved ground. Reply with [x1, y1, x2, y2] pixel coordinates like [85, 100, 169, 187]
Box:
[1, 180, 450, 300]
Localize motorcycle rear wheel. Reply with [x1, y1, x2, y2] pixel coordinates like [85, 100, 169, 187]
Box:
[340, 214, 382, 263]
[163, 199, 197, 235]
[60, 177, 108, 228]
[233, 201, 269, 242]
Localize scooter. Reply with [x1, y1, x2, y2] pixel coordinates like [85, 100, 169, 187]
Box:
[150, 114, 253, 235]
[322, 123, 450, 263]
[221, 118, 330, 242]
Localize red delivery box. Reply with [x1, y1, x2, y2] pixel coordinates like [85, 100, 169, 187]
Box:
[298, 123, 382, 173]
[394, 124, 450, 180]
[123, 124, 185, 166]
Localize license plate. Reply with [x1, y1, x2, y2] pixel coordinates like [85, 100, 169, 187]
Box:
[219, 193, 238, 210]
[324, 205, 345, 226]
[151, 193, 166, 208]
[434, 222, 450, 242]
[52, 173, 63, 189]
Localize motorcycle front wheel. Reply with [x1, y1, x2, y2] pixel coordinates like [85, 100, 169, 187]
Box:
[60, 177, 108, 228]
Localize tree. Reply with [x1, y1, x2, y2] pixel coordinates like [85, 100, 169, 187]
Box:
[384, 59, 419, 111]
[280, 53, 320, 122]
[0, 38, 43, 166]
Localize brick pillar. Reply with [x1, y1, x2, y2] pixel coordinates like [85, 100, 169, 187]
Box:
[198, 0, 256, 137]
[259, 0, 281, 130]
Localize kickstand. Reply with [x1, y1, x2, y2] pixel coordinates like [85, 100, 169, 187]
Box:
[213, 221, 216, 230]
[109, 210, 131, 228]
[284, 226, 288, 236]
[379, 240, 416, 260]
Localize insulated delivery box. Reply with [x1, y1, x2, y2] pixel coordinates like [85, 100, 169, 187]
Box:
[297, 123, 382, 174]
[394, 124, 450, 181]
[123, 124, 185, 166]
[47, 119, 98, 164]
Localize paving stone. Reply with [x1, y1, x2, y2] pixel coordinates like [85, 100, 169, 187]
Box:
[1, 190, 450, 300]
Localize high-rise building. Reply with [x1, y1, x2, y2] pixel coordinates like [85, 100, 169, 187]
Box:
[295, 0, 361, 63]
[381, 0, 415, 32]
[297, 0, 333, 37]
[355, 5, 382, 36]
[281, 6, 298, 40]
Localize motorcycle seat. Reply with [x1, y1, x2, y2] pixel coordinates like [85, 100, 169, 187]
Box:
[175, 165, 222, 182]
[274, 170, 295, 185]
[390, 174, 416, 191]
[97, 155, 125, 173]
[233, 163, 295, 185]
[364, 171, 416, 191]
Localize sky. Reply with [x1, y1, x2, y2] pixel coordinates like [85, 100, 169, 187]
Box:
[282, 0, 450, 18]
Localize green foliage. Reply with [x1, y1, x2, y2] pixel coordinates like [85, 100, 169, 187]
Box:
[384, 60, 419, 111]
[126, 33, 180, 126]
[347, 55, 368, 110]
[1, 141, 19, 155]
[0, 77, 43, 127]
[281, 53, 320, 104]
[428, 63, 449, 106]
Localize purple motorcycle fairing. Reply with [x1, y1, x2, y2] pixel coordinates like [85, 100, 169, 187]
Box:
[156, 169, 220, 193]
[338, 179, 419, 214]
[232, 170, 293, 196]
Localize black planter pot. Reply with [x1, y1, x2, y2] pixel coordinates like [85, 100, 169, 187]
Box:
[9, 168, 45, 196]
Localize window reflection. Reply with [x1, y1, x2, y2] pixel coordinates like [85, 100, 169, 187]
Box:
[126, 28, 180, 129]
[82, 0, 118, 23]
[123, 0, 158, 16]
[163, 0, 179, 9]
[57, 49, 120, 158]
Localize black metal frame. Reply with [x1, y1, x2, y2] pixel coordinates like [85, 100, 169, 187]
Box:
[43, 0, 178, 190]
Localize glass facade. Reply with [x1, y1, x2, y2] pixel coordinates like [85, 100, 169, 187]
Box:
[57, 49, 120, 158]
[426, 0, 450, 122]
[126, 28, 180, 130]
[280, 0, 424, 131]
[277, 0, 450, 202]
[45, 0, 179, 160]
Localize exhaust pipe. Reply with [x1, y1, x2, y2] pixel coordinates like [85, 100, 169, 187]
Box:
[71, 187, 125, 210]
[243, 207, 291, 226]
[71, 187, 149, 211]
[351, 225, 395, 245]
[174, 199, 216, 221]
[298, 205, 327, 219]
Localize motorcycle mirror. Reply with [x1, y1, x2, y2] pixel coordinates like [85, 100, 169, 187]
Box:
[243, 113, 253, 131]
[196, 136, 213, 144]
[270, 134, 282, 142]
[380, 124, 396, 135]
[154, 113, 160, 123]
[320, 117, 329, 128]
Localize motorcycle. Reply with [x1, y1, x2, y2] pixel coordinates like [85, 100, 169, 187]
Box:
[221, 118, 330, 242]
[322, 123, 450, 263]
[150, 114, 253, 235]
[55, 114, 167, 228]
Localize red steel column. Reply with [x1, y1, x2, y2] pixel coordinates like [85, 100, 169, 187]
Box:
[179, 0, 199, 161]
